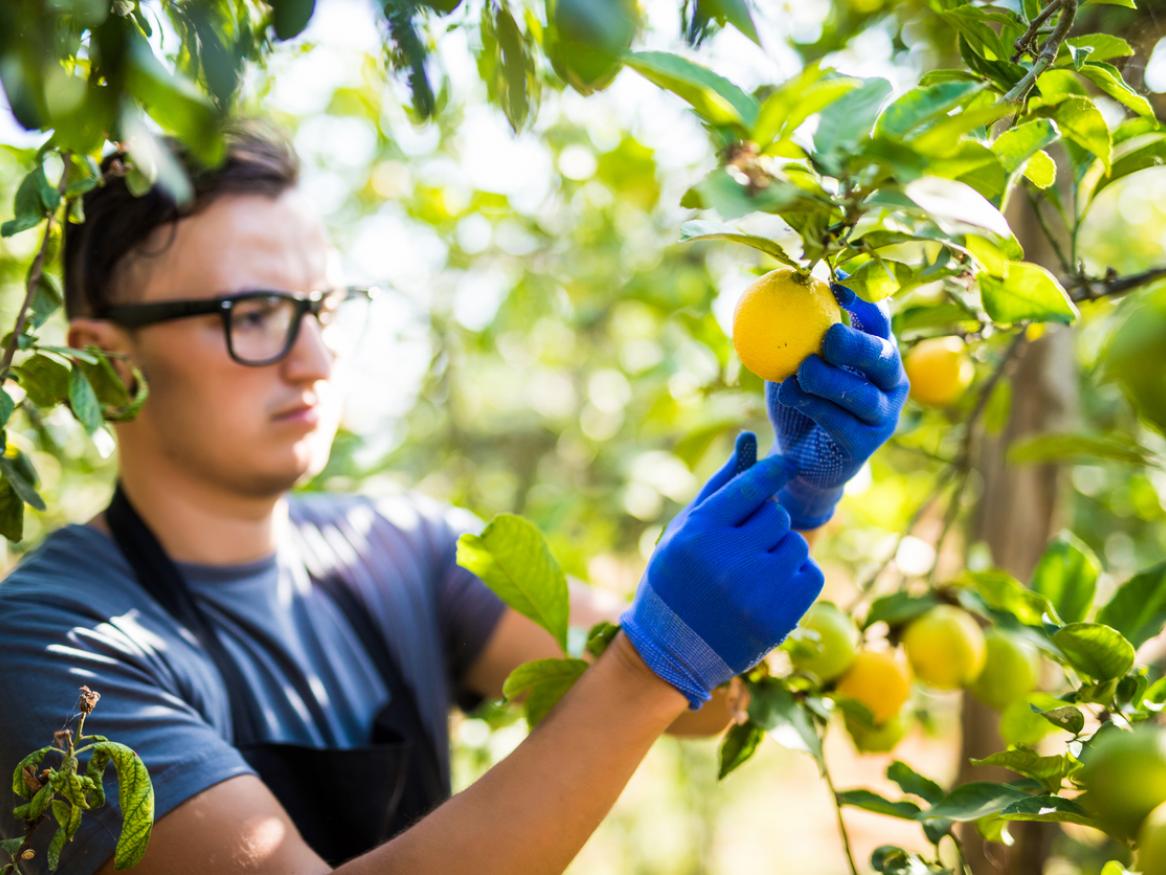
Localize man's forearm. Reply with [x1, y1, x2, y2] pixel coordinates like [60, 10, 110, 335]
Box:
[338, 632, 687, 875]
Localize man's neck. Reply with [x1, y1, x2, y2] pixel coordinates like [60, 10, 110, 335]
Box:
[102, 462, 287, 566]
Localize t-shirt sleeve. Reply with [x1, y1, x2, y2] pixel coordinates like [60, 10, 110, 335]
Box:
[423, 503, 508, 711]
[0, 584, 254, 875]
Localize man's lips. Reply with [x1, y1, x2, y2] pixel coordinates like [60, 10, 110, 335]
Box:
[272, 401, 321, 425]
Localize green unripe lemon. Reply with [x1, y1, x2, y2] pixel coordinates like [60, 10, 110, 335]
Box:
[1080, 725, 1166, 838]
[790, 602, 860, 684]
[545, 0, 640, 95]
[902, 606, 986, 690]
[845, 710, 907, 754]
[1139, 800, 1166, 875]
[970, 629, 1041, 710]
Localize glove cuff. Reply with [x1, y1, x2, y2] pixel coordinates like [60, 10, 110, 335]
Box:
[778, 479, 844, 531]
[618, 585, 735, 710]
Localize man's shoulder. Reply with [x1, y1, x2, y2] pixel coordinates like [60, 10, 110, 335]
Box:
[0, 524, 131, 609]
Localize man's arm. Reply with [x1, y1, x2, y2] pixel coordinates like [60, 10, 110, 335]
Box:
[460, 579, 748, 737]
[99, 633, 686, 875]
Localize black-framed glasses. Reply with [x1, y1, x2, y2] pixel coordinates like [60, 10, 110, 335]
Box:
[98, 285, 381, 366]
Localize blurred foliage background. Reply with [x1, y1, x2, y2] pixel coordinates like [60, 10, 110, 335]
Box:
[3, 0, 1166, 872]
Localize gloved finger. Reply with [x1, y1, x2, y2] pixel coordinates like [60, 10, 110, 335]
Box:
[694, 431, 758, 505]
[822, 323, 905, 392]
[784, 562, 826, 611]
[796, 355, 892, 425]
[767, 530, 810, 568]
[830, 282, 856, 308]
[698, 454, 795, 526]
[842, 295, 893, 340]
[736, 498, 792, 541]
[777, 378, 874, 449]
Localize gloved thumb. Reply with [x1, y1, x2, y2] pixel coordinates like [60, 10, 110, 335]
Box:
[694, 431, 757, 505]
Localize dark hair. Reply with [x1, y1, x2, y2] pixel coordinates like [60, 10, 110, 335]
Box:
[63, 124, 300, 319]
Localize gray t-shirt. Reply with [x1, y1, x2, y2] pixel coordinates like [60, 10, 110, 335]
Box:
[0, 490, 507, 874]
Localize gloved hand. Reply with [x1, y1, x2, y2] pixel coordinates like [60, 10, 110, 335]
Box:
[765, 280, 909, 531]
[620, 432, 825, 709]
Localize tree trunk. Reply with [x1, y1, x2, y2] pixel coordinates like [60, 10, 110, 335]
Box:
[955, 195, 1079, 874]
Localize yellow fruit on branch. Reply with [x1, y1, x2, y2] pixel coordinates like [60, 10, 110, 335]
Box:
[790, 601, 860, 684]
[969, 628, 1041, 710]
[904, 336, 974, 407]
[902, 605, 986, 691]
[731, 268, 842, 383]
[833, 648, 912, 725]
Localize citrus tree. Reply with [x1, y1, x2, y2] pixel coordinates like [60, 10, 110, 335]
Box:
[3, 1, 1166, 874]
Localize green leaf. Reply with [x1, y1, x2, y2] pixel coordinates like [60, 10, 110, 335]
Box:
[1007, 432, 1160, 468]
[966, 569, 1059, 627]
[1087, 0, 1135, 7]
[0, 451, 46, 512]
[11, 746, 54, 798]
[980, 261, 1079, 325]
[68, 368, 103, 434]
[47, 824, 66, 870]
[992, 120, 1059, 173]
[625, 51, 758, 130]
[1052, 623, 1135, 680]
[836, 789, 922, 819]
[457, 513, 570, 651]
[271, 0, 316, 40]
[1030, 532, 1100, 624]
[679, 221, 799, 267]
[718, 721, 765, 779]
[1036, 704, 1085, 734]
[0, 479, 25, 542]
[886, 761, 944, 805]
[1023, 150, 1057, 188]
[584, 620, 619, 659]
[997, 794, 1098, 827]
[1037, 69, 1090, 104]
[1, 164, 52, 237]
[1078, 62, 1154, 118]
[746, 678, 823, 766]
[924, 782, 1030, 822]
[813, 78, 891, 168]
[479, 2, 539, 133]
[18, 353, 71, 407]
[1096, 562, 1166, 649]
[874, 81, 982, 140]
[1050, 97, 1112, 171]
[1100, 862, 1136, 875]
[0, 391, 12, 430]
[1062, 34, 1134, 63]
[29, 273, 63, 330]
[752, 67, 860, 148]
[903, 176, 1012, 240]
[86, 743, 153, 869]
[863, 592, 939, 629]
[969, 750, 1082, 793]
[502, 657, 588, 726]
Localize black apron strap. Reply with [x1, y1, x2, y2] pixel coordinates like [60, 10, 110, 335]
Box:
[287, 521, 448, 807]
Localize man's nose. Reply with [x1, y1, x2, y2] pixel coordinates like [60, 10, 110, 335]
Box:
[282, 312, 333, 383]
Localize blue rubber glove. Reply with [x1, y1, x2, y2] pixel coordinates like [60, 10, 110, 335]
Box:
[765, 281, 910, 530]
[620, 432, 825, 709]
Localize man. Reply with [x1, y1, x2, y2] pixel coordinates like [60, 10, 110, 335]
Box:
[0, 127, 907, 874]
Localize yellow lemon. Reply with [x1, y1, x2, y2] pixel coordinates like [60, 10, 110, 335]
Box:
[1139, 800, 1166, 875]
[904, 336, 974, 406]
[902, 606, 986, 690]
[731, 268, 842, 383]
[834, 649, 913, 725]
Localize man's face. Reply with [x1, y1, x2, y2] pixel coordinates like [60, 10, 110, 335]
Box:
[109, 190, 344, 498]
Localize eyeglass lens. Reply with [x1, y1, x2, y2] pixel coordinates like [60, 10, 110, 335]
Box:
[227, 290, 372, 364]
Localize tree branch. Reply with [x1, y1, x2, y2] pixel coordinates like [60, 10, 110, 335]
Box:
[1070, 264, 1166, 302]
[1002, 0, 1078, 103]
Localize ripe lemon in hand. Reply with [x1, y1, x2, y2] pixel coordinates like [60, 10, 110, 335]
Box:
[904, 337, 974, 406]
[731, 268, 842, 382]
[902, 605, 986, 690]
[834, 649, 913, 725]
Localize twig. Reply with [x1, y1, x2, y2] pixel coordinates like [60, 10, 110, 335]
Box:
[1026, 190, 1073, 276]
[1070, 264, 1166, 302]
[1012, 0, 1063, 61]
[1002, 0, 1078, 103]
[0, 153, 72, 385]
[821, 740, 861, 875]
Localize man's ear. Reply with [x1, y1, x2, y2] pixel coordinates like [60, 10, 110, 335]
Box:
[68, 319, 137, 387]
